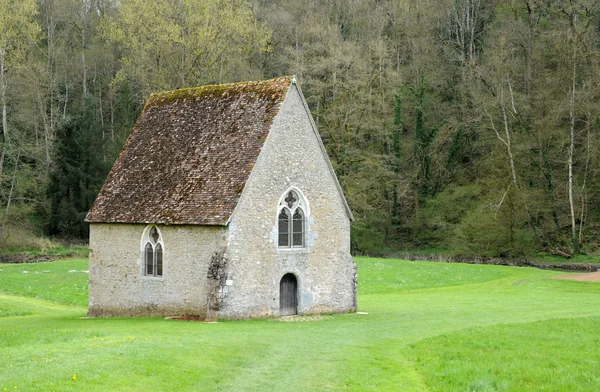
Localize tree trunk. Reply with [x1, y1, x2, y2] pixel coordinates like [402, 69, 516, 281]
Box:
[5, 151, 19, 216]
[44, 11, 58, 170]
[578, 113, 591, 246]
[81, 0, 88, 99]
[82, 30, 87, 99]
[0, 48, 7, 180]
[109, 86, 114, 140]
[568, 44, 578, 254]
[500, 97, 517, 187]
[524, 0, 537, 99]
[540, 147, 560, 232]
[484, 94, 517, 188]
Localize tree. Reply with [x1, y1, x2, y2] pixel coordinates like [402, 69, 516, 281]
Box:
[103, 0, 270, 96]
[412, 71, 438, 199]
[47, 99, 107, 238]
[391, 87, 403, 227]
[0, 0, 40, 178]
[553, 1, 600, 254]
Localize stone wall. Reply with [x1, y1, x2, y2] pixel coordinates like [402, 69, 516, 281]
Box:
[218, 83, 357, 319]
[88, 81, 356, 320]
[88, 223, 226, 317]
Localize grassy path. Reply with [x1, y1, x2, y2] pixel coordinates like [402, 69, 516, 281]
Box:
[1, 258, 599, 391]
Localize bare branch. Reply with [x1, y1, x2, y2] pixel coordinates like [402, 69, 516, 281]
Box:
[483, 104, 507, 147]
[494, 185, 512, 216]
[507, 78, 518, 115]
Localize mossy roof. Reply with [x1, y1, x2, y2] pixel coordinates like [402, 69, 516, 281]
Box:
[86, 76, 293, 225]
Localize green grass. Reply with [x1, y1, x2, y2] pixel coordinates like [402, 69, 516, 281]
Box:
[359, 258, 514, 294]
[0, 259, 88, 306]
[0, 257, 599, 391]
[0, 305, 31, 317]
[409, 317, 600, 391]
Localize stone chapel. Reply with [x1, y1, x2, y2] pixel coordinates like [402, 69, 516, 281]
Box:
[85, 76, 357, 319]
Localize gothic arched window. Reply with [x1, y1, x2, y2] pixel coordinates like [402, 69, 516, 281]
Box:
[278, 208, 290, 247]
[143, 226, 163, 277]
[278, 190, 307, 249]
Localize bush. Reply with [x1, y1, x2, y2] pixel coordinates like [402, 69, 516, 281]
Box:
[452, 207, 535, 257]
[414, 184, 482, 247]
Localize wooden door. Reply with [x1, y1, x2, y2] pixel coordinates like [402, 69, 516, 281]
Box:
[280, 273, 297, 316]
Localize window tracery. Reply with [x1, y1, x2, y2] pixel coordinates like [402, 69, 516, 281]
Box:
[143, 226, 163, 277]
[278, 190, 307, 249]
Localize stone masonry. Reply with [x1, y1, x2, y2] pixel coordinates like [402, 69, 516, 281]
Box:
[86, 77, 357, 319]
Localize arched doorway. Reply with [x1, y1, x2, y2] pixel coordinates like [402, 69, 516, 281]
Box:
[280, 273, 297, 316]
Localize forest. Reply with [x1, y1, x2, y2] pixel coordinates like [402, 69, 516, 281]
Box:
[1, 0, 600, 258]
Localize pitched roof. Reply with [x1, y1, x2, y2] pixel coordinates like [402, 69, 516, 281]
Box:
[86, 76, 292, 225]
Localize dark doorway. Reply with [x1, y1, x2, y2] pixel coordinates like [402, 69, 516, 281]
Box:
[279, 273, 297, 316]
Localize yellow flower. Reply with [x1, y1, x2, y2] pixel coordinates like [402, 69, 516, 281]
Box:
[72, 374, 77, 381]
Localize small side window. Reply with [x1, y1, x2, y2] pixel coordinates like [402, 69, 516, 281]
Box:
[278, 208, 290, 247]
[143, 226, 164, 277]
[292, 208, 304, 247]
[145, 242, 154, 276]
[155, 243, 163, 276]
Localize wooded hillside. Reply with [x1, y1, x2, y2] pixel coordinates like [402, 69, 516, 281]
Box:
[1, 0, 599, 258]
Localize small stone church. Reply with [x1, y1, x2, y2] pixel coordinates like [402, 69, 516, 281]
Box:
[85, 76, 357, 320]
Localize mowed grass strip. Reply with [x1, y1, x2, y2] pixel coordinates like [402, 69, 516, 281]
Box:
[409, 316, 600, 391]
[0, 259, 88, 306]
[0, 305, 31, 317]
[0, 257, 598, 391]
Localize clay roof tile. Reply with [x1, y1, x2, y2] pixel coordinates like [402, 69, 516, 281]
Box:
[85, 76, 292, 225]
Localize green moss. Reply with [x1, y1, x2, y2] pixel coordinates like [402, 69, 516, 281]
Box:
[144, 76, 293, 111]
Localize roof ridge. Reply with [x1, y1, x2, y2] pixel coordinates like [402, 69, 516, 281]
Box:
[144, 76, 293, 112]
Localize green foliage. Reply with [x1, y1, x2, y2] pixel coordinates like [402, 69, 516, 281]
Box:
[103, 0, 271, 96]
[0, 244, 88, 258]
[390, 87, 404, 229]
[105, 80, 144, 159]
[0, 225, 55, 250]
[1, 257, 600, 390]
[392, 87, 403, 170]
[453, 205, 535, 258]
[350, 214, 388, 255]
[46, 101, 109, 239]
[446, 124, 471, 169]
[3, 0, 600, 259]
[415, 184, 482, 247]
[412, 71, 439, 198]
[0, 0, 40, 62]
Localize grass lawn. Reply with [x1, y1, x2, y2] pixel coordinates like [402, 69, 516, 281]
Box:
[0, 258, 599, 391]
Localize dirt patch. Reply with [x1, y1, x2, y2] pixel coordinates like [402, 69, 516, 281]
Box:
[271, 315, 333, 322]
[553, 272, 600, 282]
[0, 254, 61, 264]
[386, 253, 600, 272]
[164, 315, 217, 323]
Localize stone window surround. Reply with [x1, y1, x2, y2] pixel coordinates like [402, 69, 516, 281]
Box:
[140, 225, 165, 280]
[276, 187, 310, 253]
